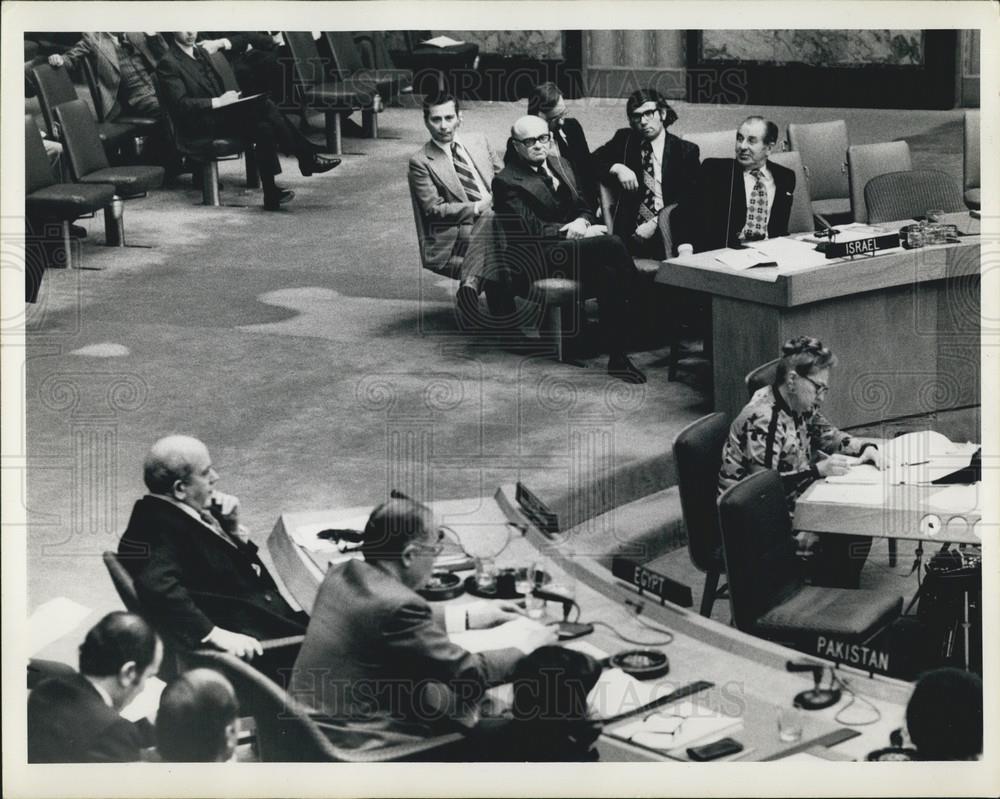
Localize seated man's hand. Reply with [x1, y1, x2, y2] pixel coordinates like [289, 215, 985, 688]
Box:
[466, 600, 524, 629]
[474, 193, 493, 215]
[199, 38, 229, 55]
[211, 90, 242, 109]
[816, 453, 852, 478]
[634, 218, 659, 240]
[794, 531, 820, 558]
[560, 217, 590, 240]
[206, 627, 263, 660]
[611, 164, 638, 191]
[583, 224, 608, 238]
[858, 446, 884, 470]
[48, 54, 65, 68]
[509, 619, 559, 655]
[210, 490, 241, 533]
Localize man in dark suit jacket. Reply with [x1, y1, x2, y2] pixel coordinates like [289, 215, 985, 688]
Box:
[157, 31, 340, 210]
[592, 88, 701, 260]
[289, 497, 554, 757]
[527, 82, 597, 210]
[28, 612, 161, 763]
[493, 115, 647, 384]
[695, 116, 796, 252]
[118, 435, 307, 675]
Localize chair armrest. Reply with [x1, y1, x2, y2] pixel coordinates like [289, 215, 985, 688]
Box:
[657, 202, 679, 257]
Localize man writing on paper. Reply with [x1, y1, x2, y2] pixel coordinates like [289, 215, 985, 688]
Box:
[695, 116, 795, 252]
[289, 496, 556, 758]
[719, 337, 882, 588]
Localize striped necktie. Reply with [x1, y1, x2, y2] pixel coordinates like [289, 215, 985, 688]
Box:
[741, 168, 768, 240]
[451, 142, 482, 202]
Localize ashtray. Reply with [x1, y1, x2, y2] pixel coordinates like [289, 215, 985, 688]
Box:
[418, 571, 465, 601]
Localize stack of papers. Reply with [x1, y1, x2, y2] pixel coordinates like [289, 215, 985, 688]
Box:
[713, 248, 777, 270]
[607, 698, 743, 752]
[421, 35, 465, 48]
[585, 668, 675, 721]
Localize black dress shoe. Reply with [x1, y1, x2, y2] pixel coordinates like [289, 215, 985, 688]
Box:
[263, 188, 295, 211]
[608, 354, 647, 384]
[299, 154, 342, 177]
[69, 224, 87, 239]
[455, 282, 481, 328]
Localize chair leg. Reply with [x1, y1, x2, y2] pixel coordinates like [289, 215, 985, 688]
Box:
[60, 220, 73, 269]
[668, 321, 681, 381]
[362, 108, 379, 139]
[202, 161, 221, 206]
[700, 570, 720, 618]
[245, 149, 260, 190]
[888, 538, 897, 567]
[324, 111, 343, 155]
[550, 304, 565, 362]
[102, 196, 125, 247]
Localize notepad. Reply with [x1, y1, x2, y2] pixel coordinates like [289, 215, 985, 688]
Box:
[713, 248, 777, 270]
[607, 698, 743, 751]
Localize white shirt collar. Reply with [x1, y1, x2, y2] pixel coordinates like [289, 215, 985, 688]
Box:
[431, 136, 461, 155]
[648, 128, 666, 160]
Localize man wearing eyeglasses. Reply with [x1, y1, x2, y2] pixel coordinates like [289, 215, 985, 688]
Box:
[290, 496, 556, 757]
[493, 115, 648, 384]
[592, 88, 701, 259]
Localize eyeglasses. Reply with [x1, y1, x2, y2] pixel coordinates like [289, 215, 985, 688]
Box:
[410, 528, 446, 557]
[515, 133, 552, 148]
[629, 108, 660, 124]
[802, 375, 829, 396]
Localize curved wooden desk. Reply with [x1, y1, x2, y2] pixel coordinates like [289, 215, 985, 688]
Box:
[268, 485, 912, 762]
[655, 213, 981, 428]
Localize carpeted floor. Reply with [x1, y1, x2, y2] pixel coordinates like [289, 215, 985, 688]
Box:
[24, 96, 968, 662]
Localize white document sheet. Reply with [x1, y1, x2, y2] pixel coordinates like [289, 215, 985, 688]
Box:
[421, 35, 465, 48]
[713, 248, 777, 270]
[450, 617, 543, 654]
[585, 668, 676, 720]
[750, 236, 831, 269]
[609, 698, 743, 751]
[804, 482, 886, 506]
[825, 464, 882, 485]
[29, 597, 93, 656]
[927, 484, 982, 514]
[120, 676, 166, 723]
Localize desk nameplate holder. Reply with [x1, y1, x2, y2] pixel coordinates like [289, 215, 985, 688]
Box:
[823, 233, 901, 259]
[612, 556, 693, 609]
[515, 481, 559, 537]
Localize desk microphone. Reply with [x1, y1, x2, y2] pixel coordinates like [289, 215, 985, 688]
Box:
[786, 660, 841, 710]
[532, 587, 594, 640]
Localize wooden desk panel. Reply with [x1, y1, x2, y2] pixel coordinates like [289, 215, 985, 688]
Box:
[655, 231, 981, 427]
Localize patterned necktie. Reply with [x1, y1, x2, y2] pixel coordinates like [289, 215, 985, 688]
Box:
[451, 142, 482, 202]
[637, 140, 658, 225]
[742, 168, 768, 240]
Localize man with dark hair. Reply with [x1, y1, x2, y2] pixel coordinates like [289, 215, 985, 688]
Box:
[118, 435, 307, 671]
[694, 115, 796, 251]
[289, 496, 555, 756]
[28, 612, 162, 763]
[493, 115, 647, 384]
[157, 31, 340, 211]
[527, 82, 596, 209]
[907, 667, 983, 760]
[408, 92, 505, 324]
[591, 88, 701, 259]
[156, 668, 240, 762]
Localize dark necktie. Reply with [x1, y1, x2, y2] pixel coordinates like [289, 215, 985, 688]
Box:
[741, 168, 768, 240]
[451, 142, 482, 202]
[537, 163, 556, 195]
[637, 140, 658, 225]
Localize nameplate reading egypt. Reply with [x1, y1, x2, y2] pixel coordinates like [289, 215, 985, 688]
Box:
[612, 557, 693, 608]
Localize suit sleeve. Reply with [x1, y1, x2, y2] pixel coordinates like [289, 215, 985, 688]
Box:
[85, 719, 143, 763]
[383, 599, 521, 701]
[773, 167, 796, 236]
[408, 155, 476, 225]
[56, 35, 97, 71]
[131, 527, 216, 646]
[493, 174, 594, 240]
[157, 57, 215, 119]
[591, 129, 628, 179]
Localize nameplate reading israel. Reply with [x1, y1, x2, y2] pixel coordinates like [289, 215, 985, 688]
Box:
[825, 233, 901, 259]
